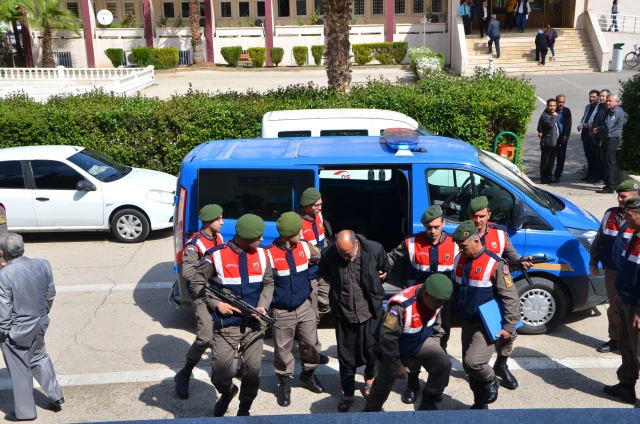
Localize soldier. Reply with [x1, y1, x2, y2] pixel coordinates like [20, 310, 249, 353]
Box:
[452, 221, 521, 409]
[603, 196, 640, 404]
[590, 180, 639, 353]
[174, 204, 224, 399]
[363, 274, 453, 412]
[467, 195, 530, 389]
[266, 212, 325, 407]
[191, 214, 274, 417]
[387, 205, 458, 404]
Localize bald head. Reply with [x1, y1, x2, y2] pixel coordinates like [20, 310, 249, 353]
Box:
[336, 230, 358, 261]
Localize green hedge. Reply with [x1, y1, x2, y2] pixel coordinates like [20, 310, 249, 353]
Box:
[130, 47, 178, 69]
[247, 47, 266, 68]
[270, 47, 284, 66]
[155, 48, 179, 68]
[131, 47, 155, 67]
[221, 46, 242, 66]
[292, 46, 308, 66]
[352, 44, 373, 66]
[0, 71, 536, 176]
[352, 42, 408, 65]
[105, 48, 124, 68]
[311, 45, 325, 66]
[620, 73, 640, 173]
[392, 42, 408, 64]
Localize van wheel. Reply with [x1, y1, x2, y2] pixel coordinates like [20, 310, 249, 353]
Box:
[516, 277, 567, 335]
[111, 209, 150, 243]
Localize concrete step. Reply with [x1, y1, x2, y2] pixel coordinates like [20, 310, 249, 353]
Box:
[468, 65, 599, 74]
[467, 50, 595, 56]
[467, 54, 597, 60]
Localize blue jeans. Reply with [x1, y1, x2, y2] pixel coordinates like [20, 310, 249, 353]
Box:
[516, 13, 526, 32]
[549, 43, 555, 57]
[554, 139, 567, 179]
[609, 15, 618, 32]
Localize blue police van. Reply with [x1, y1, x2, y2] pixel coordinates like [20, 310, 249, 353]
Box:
[169, 131, 607, 335]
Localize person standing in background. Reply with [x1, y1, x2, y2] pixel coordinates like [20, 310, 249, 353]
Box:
[479, 0, 489, 39]
[578, 90, 601, 183]
[553, 95, 572, 182]
[514, 0, 531, 33]
[609, 0, 619, 32]
[459, 0, 472, 35]
[544, 25, 557, 61]
[538, 98, 559, 184]
[503, 0, 517, 30]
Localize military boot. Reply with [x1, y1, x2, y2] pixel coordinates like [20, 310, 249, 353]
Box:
[174, 367, 193, 399]
[401, 372, 420, 404]
[277, 376, 292, 407]
[237, 400, 253, 416]
[603, 382, 637, 404]
[300, 369, 325, 393]
[418, 394, 439, 411]
[493, 355, 518, 390]
[483, 377, 500, 404]
[469, 379, 488, 410]
[213, 385, 238, 417]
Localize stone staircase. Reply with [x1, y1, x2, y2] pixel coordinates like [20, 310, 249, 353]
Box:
[465, 29, 599, 75]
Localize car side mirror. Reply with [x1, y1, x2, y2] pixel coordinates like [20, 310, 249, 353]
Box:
[511, 198, 527, 230]
[76, 180, 96, 192]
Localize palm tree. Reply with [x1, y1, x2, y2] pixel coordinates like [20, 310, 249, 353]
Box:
[325, 0, 352, 92]
[189, 0, 205, 65]
[17, 0, 80, 68]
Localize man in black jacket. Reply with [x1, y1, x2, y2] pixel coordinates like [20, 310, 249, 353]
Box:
[320, 230, 391, 413]
[594, 93, 629, 194]
[535, 29, 548, 65]
[537, 98, 559, 184]
[590, 89, 611, 184]
[553, 94, 572, 181]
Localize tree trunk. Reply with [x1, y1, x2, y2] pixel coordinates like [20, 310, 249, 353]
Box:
[325, 0, 352, 92]
[19, 8, 33, 67]
[42, 23, 54, 68]
[11, 20, 24, 59]
[190, 0, 205, 64]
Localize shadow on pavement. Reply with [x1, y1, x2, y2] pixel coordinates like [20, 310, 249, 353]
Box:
[21, 228, 172, 244]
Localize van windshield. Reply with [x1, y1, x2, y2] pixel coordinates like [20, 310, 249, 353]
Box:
[478, 151, 564, 211]
[416, 124, 434, 136]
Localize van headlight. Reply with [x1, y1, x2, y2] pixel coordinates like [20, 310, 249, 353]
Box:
[567, 228, 598, 250]
[146, 190, 175, 204]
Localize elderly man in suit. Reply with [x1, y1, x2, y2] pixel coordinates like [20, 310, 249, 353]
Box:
[0, 233, 64, 421]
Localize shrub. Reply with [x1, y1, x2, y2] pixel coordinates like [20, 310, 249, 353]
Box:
[352, 44, 373, 66]
[620, 73, 640, 173]
[370, 42, 394, 65]
[155, 47, 179, 68]
[392, 42, 408, 64]
[220, 46, 242, 66]
[270, 47, 284, 66]
[105, 48, 124, 68]
[409, 45, 445, 79]
[247, 47, 266, 67]
[311, 45, 325, 65]
[131, 46, 155, 67]
[292, 46, 308, 66]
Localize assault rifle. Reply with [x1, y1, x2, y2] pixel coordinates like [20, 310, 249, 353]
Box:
[507, 256, 554, 285]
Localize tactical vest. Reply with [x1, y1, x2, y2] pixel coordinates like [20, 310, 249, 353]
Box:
[300, 211, 325, 279]
[480, 224, 508, 256]
[176, 231, 223, 265]
[207, 244, 267, 328]
[404, 232, 458, 287]
[599, 207, 634, 269]
[267, 241, 312, 310]
[387, 285, 441, 358]
[453, 249, 502, 321]
[615, 234, 640, 306]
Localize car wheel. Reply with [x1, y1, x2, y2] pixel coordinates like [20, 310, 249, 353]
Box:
[111, 209, 150, 243]
[516, 277, 567, 335]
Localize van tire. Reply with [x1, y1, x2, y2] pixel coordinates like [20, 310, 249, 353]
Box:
[110, 209, 150, 243]
[516, 277, 567, 335]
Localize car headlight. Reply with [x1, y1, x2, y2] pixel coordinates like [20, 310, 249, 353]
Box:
[146, 190, 175, 204]
[567, 227, 598, 250]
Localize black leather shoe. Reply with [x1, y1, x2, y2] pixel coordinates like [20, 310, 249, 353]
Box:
[174, 370, 191, 399]
[48, 397, 65, 412]
[483, 378, 499, 404]
[277, 376, 292, 407]
[494, 364, 518, 390]
[580, 176, 590, 181]
[237, 401, 252, 416]
[319, 353, 330, 365]
[549, 177, 559, 183]
[300, 370, 324, 393]
[470, 403, 488, 410]
[4, 415, 36, 422]
[596, 188, 615, 194]
[213, 384, 239, 417]
[401, 373, 420, 404]
[597, 340, 618, 353]
[418, 397, 438, 411]
[603, 383, 637, 404]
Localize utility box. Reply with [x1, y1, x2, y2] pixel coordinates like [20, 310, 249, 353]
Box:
[612, 43, 625, 72]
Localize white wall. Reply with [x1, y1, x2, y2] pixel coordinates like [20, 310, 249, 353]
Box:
[31, 31, 89, 68]
[587, 0, 640, 17]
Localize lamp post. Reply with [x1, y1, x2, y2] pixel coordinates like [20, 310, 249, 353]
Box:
[420, 15, 430, 46]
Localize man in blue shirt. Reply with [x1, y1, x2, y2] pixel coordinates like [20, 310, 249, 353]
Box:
[458, 0, 471, 35]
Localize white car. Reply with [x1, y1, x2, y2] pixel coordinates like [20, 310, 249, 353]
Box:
[0, 146, 176, 243]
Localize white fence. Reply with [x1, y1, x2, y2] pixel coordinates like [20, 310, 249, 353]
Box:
[594, 12, 640, 34]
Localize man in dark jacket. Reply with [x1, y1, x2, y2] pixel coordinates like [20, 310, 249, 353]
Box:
[319, 230, 391, 413]
[594, 93, 629, 194]
[537, 98, 559, 184]
[590, 89, 611, 184]
[535, 29, 548, 65]
[0, 203, 6, 267]
[487, 14, 501, 58]
[553, 94, 572, 181]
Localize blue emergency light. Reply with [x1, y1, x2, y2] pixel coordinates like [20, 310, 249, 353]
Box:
[383, 128, 419, 156]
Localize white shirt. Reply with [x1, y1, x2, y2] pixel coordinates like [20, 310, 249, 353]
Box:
[483, 6, 488, 18]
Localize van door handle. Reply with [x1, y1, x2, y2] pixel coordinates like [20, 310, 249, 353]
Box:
[35, 197, 49, 202]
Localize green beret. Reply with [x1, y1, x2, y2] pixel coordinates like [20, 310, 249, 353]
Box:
[235, 214, 265, 239]
[424, 274, 453, 301]
[276, 212, 303, 237]
[467, 196, 489, 215]
[616, 179, 640, 193]
[624, 197, 640, 210]
[452, 220, 478, 242]
[300, 187, 322, 206]
[198, 204, 223, 222]
[421, 205, 443, 224]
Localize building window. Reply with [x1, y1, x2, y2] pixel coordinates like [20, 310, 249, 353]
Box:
[372, 0, 383, 15]
[181, 2, 190, 17]
[106, 2, 118, 19]
[296, 0, 307, 16]
[200, 2, 205, 16]
[221, 1, 232, 17]
[163, 2, 175, 17]
[431, 0, 443, 13]
[313, 0, 323, 14]
[124, 2, 136, 17]
[278, 0, 290, 17]
[66, 2, 79, 17]
[257, 1, 265, 16]
[413, 0, 423, 14]
[239, 1, 250, 16]
[353, 0, 364, 15]
[394, 0, 405, 14]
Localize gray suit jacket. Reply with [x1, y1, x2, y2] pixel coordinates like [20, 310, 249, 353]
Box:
[487, 20, 500, 37]
[537, 109, 559, 147]
[0, 257, 55, 347]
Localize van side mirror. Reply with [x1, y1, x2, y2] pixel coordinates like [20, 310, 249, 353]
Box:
[511, 198, 526, 230]
[76, 180, 96, 192]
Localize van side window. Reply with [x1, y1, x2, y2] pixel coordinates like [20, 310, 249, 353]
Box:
[319, 130, 369, 136]
[277, 131, 312, 137]
[426, 168, 514, 226]
[197, 169, 315, 221]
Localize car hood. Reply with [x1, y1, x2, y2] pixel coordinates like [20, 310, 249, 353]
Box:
[112, 168, 176, 191]
[553, 195, 600, 231]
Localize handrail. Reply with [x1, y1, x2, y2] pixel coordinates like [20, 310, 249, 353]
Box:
[592, 11, 640, 34]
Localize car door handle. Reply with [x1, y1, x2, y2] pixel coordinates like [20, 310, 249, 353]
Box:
[35, 197, 49, 202]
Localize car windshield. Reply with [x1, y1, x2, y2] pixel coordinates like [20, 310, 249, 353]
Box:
[478, 151, 564, 211]
[67, 149, 131, 182]
[416, 124, 435, 136]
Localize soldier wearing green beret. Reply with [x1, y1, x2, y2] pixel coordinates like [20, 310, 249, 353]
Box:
[364, 274, 453, 412]
[190, 213, 275, 417]
[467, 195, 530, 389]
[174, 204, 225, 399]
[590, 179, 640, 355]
[265, 212, 325, 407]
[452, 221, 520, 410]
[387, 204, 459, 403]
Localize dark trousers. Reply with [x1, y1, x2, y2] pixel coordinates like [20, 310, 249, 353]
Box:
[489, 36, 501, 57]
[616, 302, 640, 384]
[601, 137, 620, 190]
[503, 13, 514, 30]
[185, 299, 214, 368]
[540, 145, 557, 183]
[554, 139, 568, 179]
[336, 318, 377, 397]
[536, 48, 547, 64]
[582, 135, 600, 179]
[479, 17, 489, 37]
[463, 15, 471, 35]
